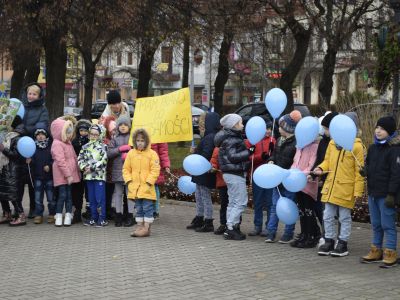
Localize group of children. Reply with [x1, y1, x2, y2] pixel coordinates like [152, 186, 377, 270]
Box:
[188, 109, 400, 268]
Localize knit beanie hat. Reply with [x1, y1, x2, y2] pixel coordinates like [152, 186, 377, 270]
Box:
[220, 113, 242, 129]
[321, 112, 338, 128]
[116, 115, 132, 130]
[34, 128, 48, 137]
[107, 90, 121, 104]
[376, 116, 397, 136]
[77, 120, 91, 131]
[279, 110, 302, 134]
[345, 111, 359, 129]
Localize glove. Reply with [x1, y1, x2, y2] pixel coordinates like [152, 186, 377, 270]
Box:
[248, 145, 256, 154]
[119, 145, 131, 153]
[359, 166, 366, 177]
[261, 152, 269, 161]
[121, 152, 128, 161]
[385, 194, 396, 208]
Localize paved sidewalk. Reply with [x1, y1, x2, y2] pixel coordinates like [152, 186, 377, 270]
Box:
[0, 199, 399, 300]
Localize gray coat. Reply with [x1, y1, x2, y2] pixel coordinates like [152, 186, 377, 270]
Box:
[107, 133, 130, 182]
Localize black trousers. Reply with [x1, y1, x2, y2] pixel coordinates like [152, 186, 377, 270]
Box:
[218, 187, 229, 225]
[296, 191, 321, 237]
[72, 180, 86, 211]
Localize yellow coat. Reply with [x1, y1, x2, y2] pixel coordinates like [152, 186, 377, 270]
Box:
[318, 138, 365, 209]
[123, 148, 161, 201]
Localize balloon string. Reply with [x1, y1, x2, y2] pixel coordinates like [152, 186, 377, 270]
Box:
[350, 151, 363, 170]
[271, 118, 275, 139]
[276, 186, 282, 198]
[28, 163, 34, 189]
[250, 156, 254, 187]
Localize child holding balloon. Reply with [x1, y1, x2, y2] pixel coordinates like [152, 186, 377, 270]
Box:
[313, 112, 365, 257]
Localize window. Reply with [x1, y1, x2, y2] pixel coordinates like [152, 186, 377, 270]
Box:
[117, 52, 122, 66]
[127, 52, 133, 65]
[161, 46, 173, 73]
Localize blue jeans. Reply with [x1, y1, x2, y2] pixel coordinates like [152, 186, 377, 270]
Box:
[324, 202, 352, 241]
[86, 180, 106, 222]
[154, 185, 160, 214]
[368, 196, 397, 250]
[56, 184, 72, 214]
[34, 179, 55, 216]
[223, 173, 248, 229]
[135, 199, 154, 223]
[252, 181, 272, 229]
[267, 187, 295, 237]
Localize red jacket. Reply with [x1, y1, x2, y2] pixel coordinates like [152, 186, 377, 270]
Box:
[245, 135, 276, 174]
[210, 147, 226, 188]
[151, 143, 170, 185]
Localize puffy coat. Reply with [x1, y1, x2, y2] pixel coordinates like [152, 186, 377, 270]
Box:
[192, 112, 220, 189]
[99, 102, 130, 124]
[318, 138, 365, 209]
[50, 118, 81, 187]
[78, 140, 108, 181]
[123, 148, 161, 201]
[151, 143, 170, 185]
[22, 84, 49, 137]
[31, 140, 53, 181]
[312, 134, 331, 183]
[245, 135, 276, 173]
[107, 132, 130, 183]
[0, 130, 24, 202]
[72, 119, 91, 155]
[366, 135, 400, 197]
[268, 135, 296, 169]
[210, 147, 226, 188]
[215, 129, 250, 176]
[291, 140, 319, 200]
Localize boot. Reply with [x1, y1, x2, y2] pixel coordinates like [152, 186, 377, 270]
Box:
[224, 224, 246, 241]
[27, 209, 34, 219]
[47, 215, 55, 224]
[360, 245, 383, 264]
[9, 213, 27, 226]
[290, 233, 307, 248]
[0, 211, 12, 224]
[318, 238, 335, 256]
[64, 213, 72, 226]
[131, 221, 144, 237]
[248, 226, 262, 236]
[72, 210, 82, 224]
[55, 213, 63, 227]
[382, 249, 398, 267]
[115, 213, 123, 227]
[34, 216, 43, 224]
[123, 213, 135, 227]
[186, 216, 204, 230]
[214, 224, 227, 235]
[330, 239, 349, 257]
[195, 219, 214, 232]
[140, 222, 151, 237]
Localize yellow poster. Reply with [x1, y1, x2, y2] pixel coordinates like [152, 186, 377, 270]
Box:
[129, 88, 193, 144]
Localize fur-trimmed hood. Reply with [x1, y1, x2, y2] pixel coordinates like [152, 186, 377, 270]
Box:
[389, 133, 400, 146]
[51, 118, 73, 143]
[131, 128, 150, 150]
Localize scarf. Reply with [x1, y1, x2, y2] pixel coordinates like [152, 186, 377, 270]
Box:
[0, 132, 19, 172]
[35, 138, 49, 149]
[374, 132, 397, 145]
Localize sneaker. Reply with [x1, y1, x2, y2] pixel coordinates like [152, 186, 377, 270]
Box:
[330, 239, 349, 257]
[33, 216, 43, 224]
[248, 226, 262, 236]
[380, 249, 398, 268]
[318, 238, 335, 256]
[95, 220, 108, 228]
[84, 219, 96, 226]
[360, 245, 383, 264]
[279, 234, 293, 244]
[265, 233, 276, 243]
[9, 213, 27, 226]
[214, 224, 227, 235]
[224, 227, 246, 241]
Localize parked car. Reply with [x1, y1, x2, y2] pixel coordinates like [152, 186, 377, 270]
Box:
[91, 101, 108, 119]
[63, 107, 83, 120]
[194, 103, 209, 112]
[192, 105, 205, 135]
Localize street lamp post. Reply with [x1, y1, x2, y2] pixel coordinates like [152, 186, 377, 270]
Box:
[390, 0, 400, 119]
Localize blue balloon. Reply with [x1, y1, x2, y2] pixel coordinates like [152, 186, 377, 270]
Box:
[183, 154, 211, 176]
[265, 88, 287, 119]
[276, 196, 299, 225]
[245, 116, 266, 145]
[17, 136, 36, 158]
[295, 116, 319, 149]
[178, 176, 196, 195]
[329, 114, 356, 151]
[253, 164, 288, 189]
[282, 168, 307, 192]
[10, 98, 25, 119]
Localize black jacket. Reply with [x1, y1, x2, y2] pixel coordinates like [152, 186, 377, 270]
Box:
[366, 135, 400, 197]
[268, 135, 296, 169]
[312, 134, 331, 182]
[215, 128, 250, 176]
[22, 83, 49, 137]
[0, 130, 24, 202]
[31, 141, 53, 181]
[192, 112, 220, 189]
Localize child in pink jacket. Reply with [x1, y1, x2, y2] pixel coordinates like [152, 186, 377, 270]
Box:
[290, 140, 320, 248]
[51, 118, 81, 227]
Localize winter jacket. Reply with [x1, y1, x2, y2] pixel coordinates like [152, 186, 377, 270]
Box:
[123, 148, 161, 201]
[50, 118, 81, 187]
[107, 132, 130, 183]
[215, 129, 251, 176]
[291, 140, 319, 200]
[210, 147, 226, 188]
[0, 129, 24, 202]
[151, 143, 170, 185]
[192, 112, 220, 189]
[72, 119, 91, 155]
[245, 135, 276, 173]
[99, 102, 130, 124]
[318, 138, 365, 209]
[312, 134, 331, 183]
[365, 135, 400, 198]
[22, 83, 49, 137]
[78, 140, 108, 181]
[31, 140, 53, 181]
[268, 135, 296, 169]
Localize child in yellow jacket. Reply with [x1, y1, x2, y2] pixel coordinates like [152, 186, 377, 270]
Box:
[123, 128, 160, 237]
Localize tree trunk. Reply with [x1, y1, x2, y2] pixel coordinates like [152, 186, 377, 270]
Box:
[318, 46, 338, 110]
[213, 31, 234, 114]
[23, 50, 41, 86]
[43, 34, 68, 120]
[10, 59, 26, 98]
[137, 44, 157, 98]
[280, 30, 312, 113]
[182, 36, 190, 88]
[82, 53, 96, 119]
